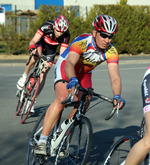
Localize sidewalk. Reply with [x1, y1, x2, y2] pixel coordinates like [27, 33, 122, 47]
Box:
[119, 54, 150, 64]
[0, 54, 28, 60]
[0, 54, 150, 66]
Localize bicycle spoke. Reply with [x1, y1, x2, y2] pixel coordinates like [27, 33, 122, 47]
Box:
[55, 116, 92, 165]
[26, 110, 56, 165]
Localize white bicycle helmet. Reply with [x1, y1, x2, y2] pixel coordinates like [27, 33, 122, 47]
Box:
[92, 14, 118, 34]
[54, 15, 69, 33]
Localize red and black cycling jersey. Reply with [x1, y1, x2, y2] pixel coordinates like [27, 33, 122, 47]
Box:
[37, 20, 70, 55]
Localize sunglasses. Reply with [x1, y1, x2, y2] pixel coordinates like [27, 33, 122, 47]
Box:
[98, 32, 114, 39]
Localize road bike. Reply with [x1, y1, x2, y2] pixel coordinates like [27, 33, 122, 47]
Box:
[26, 85, 119, 165]
[103, 116, 149, 165]
[15, 54, 48, 124]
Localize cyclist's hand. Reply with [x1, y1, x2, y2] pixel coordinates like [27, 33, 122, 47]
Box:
[30, 48, 38, 56]
[26, 48, 39, 66]
[67, 77, 79, 89]
[67, 77, 79, 94]
[42, 61, 52, 72]
[113, 94, 125, 110]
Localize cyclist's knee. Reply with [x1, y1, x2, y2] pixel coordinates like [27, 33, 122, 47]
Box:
[59, 96, 68, 104]
[40, 72, 47, 80]
[30, 55, 37, 63]
[53, 98, 65, 110]
[143, 135, 150, 150]
[41, 62, 51, 73]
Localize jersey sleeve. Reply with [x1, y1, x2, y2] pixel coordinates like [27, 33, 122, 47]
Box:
[69, 36, 88, 55]
[37, 21, 50, 36]
[104, 44, 119, 64]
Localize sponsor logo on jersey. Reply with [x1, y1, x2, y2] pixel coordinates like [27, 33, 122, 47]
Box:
[143, 79, 149, 97]
[106, 45, 117, 54]
[78, 40, 87, 52]
[81, 51, 104, 64]
[145, 97, 150, 103]
[41, 25, 50, 31]
[144, 105, 150, 113]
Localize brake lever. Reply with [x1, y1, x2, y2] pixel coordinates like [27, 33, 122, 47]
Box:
[116, 102, 120, 117]
[105, 102, 120, 120]
[70, 84, 79, 102]
[61, 84, 80, 104]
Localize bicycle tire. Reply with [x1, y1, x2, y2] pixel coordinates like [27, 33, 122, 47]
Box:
[103, 134, 149, 165]
[54, 116, 93, 165]
[20, 76, 40, 124]
[26, 109, 60, 165]
[26, 110, 46, 165]
[15, 90, 24, 116]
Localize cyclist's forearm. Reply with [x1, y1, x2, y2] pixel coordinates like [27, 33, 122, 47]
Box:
[111, 77, 122, 96]
[65, 61, 76, 80]
[29, 40, 36, 46]
[29, 32, 42, 46]
[65, 52, 80, 80]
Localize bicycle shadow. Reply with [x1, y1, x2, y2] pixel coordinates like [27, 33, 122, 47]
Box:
[32, 104, 50, 117]
[87, 126, 140, 165]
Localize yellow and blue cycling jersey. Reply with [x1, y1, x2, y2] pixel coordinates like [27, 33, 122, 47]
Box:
[60, 33, 119, 74]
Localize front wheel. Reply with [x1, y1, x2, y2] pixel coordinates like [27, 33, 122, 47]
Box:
[55, 116, 93, 165]
[26, 109, 58, 165]
[20, 76, 40, 124]
[26, 110, 46, 165]
[103, 134, 149, 165]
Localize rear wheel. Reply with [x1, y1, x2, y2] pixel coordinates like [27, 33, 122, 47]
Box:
[55, 116, 93, 165]
[20, 76, 40, 124]
[103, 134, 149, 165]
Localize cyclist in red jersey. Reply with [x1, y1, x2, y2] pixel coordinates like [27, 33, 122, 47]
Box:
[125, 66, 150, 164]
[34, 14, 125, 155]
[16, 15, 70, 113]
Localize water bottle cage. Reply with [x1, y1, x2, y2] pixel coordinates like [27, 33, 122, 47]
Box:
[52, 132, 61, 141]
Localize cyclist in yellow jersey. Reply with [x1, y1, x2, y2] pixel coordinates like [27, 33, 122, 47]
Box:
[34, 14, 125, 155]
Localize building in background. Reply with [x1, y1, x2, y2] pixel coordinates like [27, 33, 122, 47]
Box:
[0, 0, 149, 12]
[64, 0, 150, 6]
[0, 0, 149, 34]
[0, 0, 63, 11]
[0, 7, 5, 25]
[0, 0, 34, 11]
[64, 0, 150, 17]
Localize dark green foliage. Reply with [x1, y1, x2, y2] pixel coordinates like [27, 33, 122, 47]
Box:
[0, 4, 150, 55]
[119, 0, 128, 5]
[0, 22, 29, 55]
[88, 4, 150, 54]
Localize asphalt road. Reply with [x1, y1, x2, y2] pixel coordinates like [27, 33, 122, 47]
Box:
[0, 56, 150, 165]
